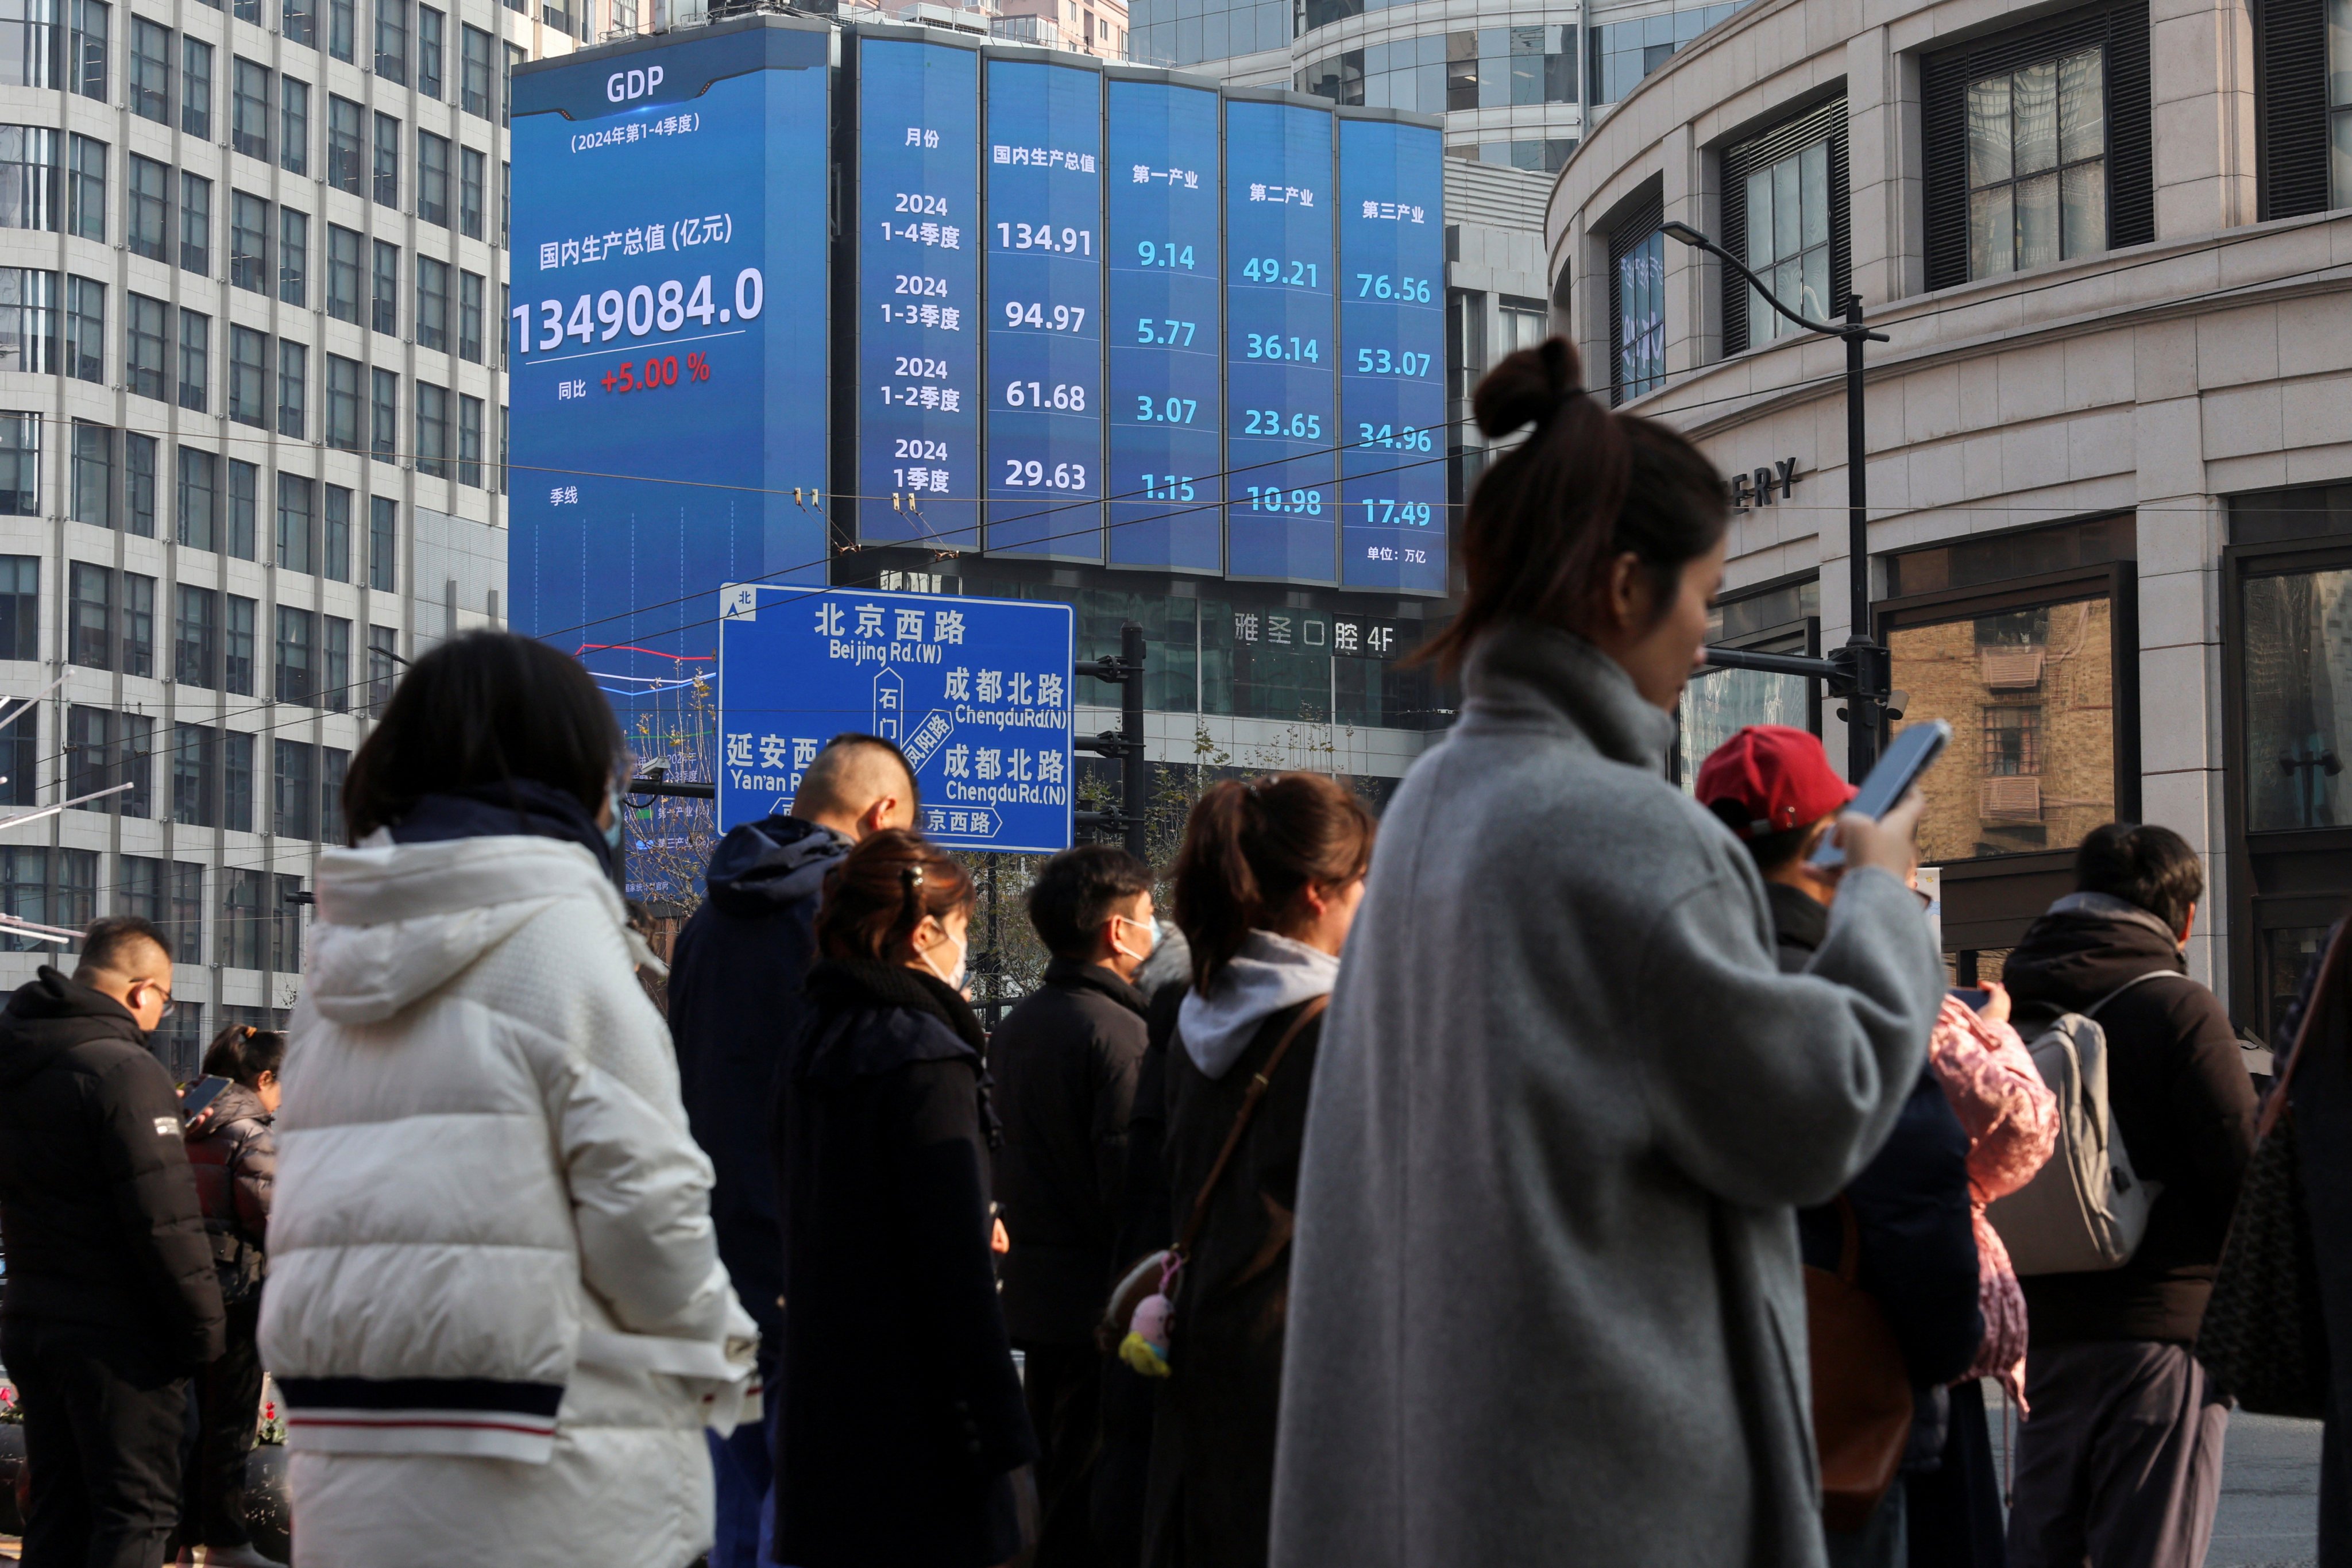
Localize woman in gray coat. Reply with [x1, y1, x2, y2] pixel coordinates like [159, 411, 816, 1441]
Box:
[1268, 339, 1945, 1568]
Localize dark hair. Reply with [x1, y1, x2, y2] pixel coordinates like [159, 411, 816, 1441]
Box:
[794, 733, 919, 820]
[815, 827, 975, 962]
[1172, 773, 1375, 993]
[1028, 844, 1153, 961]
[202, 1025, 287, 1086]
[2076, 822, 2204, 936]
[1708, 799, 1824, 875]
[1422, 337, 1728, 674]
[76, 915, 171, 975]
[342, 630, 623, 844]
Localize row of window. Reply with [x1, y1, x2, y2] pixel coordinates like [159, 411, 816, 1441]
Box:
[1297, 26, 1578, 114]
[12, 0, 501, 117]
[1446, 137, 1581, 174]
[0, 849, 314, 984]
[0, 702, 360, 843]
[1588, 2, 1747, 107]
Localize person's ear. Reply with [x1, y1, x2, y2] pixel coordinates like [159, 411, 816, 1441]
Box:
[858, 796, 895, 837]
[1602, 550, 1650, 636]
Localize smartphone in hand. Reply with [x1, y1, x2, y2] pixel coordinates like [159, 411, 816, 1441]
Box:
[1812, 719, 1953, 868]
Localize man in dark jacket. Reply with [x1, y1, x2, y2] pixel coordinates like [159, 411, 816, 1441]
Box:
[991, 844, 1154, 1568]
[1700, 727, 1982, 1565]
[667, 733, 916, 1568]
[0, 916, 226, 1568]
[2000, 823, 2257, 1568]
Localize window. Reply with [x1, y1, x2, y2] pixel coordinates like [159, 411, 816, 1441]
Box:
[172, 723, 216, 823]
[1982, 703, 2044, 775]
[231, 57, 268, 160]
[126, 154, 164, 258]
[460, 22, 489, 115]
[275, 471, 311, 570]
[0, 848, 48, 952]
[233, 0, 258, 24]
[370, 238, 396, 333]
[1586, 3, 1741, 105]
[69, 420, 109, 524]
[68, 561, 110, 667]
[458, 393, 481, 488]
[125, 432, 153, 538]
[415, 381, 448, 477]
[416, 130, 448, 226]
[458, 269, 482, 361]
[277, 339, 304, 438]
[230, 191, 266, 291]
[128, 16, 164, 118]
[273, 740, 315, 835]
[275, 605, 313, 705]
[174, 584, 215, 686]
[177, 307, 207, 412]
[1608, 193, 1665, 405]
[167, 862, 202, 972]
[370, 368, 396, 461]
[323, 488, 349, 580]
[271, 874, 303, 967]
[219, 867, 261, 968]
[180, 36, 208, 137]
[283, 0, 312, 47]
[372, 112, 399, 208]
[175, 446, 214, 549]
[123, 291, 163, 399]
[328, 0, 351, 60]
[2238, 558, 2352, 830]
[1922, 6, 2150, 291]
[368, 497, 394, 589]
[0, 268, 56, 373]
[279, 207, 307, 306]
[63, 273, 101, 381]
[373, 0, 404, 83]
[63, 132, 99, 241]
[1299, 26, 1579, 117]
[325, 225, 360, 322]
[222, 592, 255, 693]
[280, 76, 307, 175]
[227, 325, 266, 426]
[0, 0, 53, 88]
[416, 3, 440, 98]
[0, 412, 37, 513]
[0, 126, 58, 230]
[69, 709, 152, 817]
[67, 0, 103, 101]
[459, 145, 484, 239]
[226, 460, 256, 558]
[117, 570, 152, 674]
[179, 172, 208, 273]
[222, 732, 253, 836]
[326, 94, 361, 194]
[56, 851, 94, 936]
[321, 746, 347, 840]
[415, 256, 447, 349]
[325, 354, 360, 450]
[366, 622, 396, 709]
[0, 556, 32, 660]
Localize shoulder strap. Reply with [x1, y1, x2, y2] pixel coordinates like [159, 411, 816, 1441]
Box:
[2084, 968, 2181, 1019]
[2266, 921, 2351, 1136]
[1173, 994, 1330, 1263]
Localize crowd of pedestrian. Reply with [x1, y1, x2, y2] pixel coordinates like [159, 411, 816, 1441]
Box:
[0, 329, 2333, 1568]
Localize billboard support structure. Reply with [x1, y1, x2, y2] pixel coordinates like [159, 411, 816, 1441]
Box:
[1075, 621, 1147, 861]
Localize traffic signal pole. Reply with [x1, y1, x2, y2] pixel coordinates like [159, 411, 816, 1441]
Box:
[1075, 621, 1148, 860]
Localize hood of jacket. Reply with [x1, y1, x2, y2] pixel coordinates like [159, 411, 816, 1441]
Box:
[187, 1079, 269, 1142]
[0, 967, 144, 1089]
[704, 816, 852, 919]
[305, 835, 626, 1026]
[795, 959, 990, 1085]
[1179, 930, 1339, 1080]
[2002, 890, 2186, 1015]
[1459, 620, 1678, 773]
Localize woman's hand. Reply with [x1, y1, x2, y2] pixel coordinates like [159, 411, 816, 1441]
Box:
[992, 1216, 1010, 1254]
[1830, 790, 1925, 885]
[1979, 979, 2012, 1024]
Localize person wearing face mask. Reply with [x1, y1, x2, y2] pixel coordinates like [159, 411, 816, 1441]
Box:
[990, 844, 1157, 1568]
[770, 828, 1038, 1568]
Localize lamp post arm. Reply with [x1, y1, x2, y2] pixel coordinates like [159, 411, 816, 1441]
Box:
[1659, 222, 1890, 343]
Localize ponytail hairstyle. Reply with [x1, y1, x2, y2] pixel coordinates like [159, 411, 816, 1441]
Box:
[1172, 773, 1376, 994]
[1420, 337, 1729, 675]
[814, 827, 976, 963]
[200, 1024, 288, 1087]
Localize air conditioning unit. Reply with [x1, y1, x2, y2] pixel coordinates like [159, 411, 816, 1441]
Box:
[1980, 775, 2042, 821]
[1980, 646, 2045, 689]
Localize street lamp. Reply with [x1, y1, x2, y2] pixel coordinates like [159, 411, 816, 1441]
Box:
[1659, 219, 1895, 779]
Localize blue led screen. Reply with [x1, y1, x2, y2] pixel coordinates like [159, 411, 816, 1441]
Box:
[982, 59, 1105, 559]
[1105, 78, 1222, 573]
[856, 36, 982, 551]
[1223, 99, 1338, 584]
[509, 21, 831, 681]
[1337, 117, 1446, 593]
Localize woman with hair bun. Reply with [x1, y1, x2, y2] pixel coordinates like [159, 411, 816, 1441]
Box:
[1269, 339, 1947, 1568]
[770, 828, 1037, 1568]
[1142, 771, 1374, 1568]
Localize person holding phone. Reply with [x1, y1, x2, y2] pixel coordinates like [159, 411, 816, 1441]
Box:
[1268, 338, 1947, 1568]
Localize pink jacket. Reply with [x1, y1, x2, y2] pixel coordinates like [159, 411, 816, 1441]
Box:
[1925, 994, 2058, 1398]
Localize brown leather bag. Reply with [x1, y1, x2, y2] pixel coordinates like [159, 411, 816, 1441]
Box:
[1805, 1196, 1914, 1533]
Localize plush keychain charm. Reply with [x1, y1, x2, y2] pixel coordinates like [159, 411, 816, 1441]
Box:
[1118, 1256, 1179, 1378]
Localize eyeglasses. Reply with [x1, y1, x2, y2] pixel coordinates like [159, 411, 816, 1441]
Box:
[134, 982, 176, 1019]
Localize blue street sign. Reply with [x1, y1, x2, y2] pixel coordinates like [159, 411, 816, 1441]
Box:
[716, 583, 1077, 853]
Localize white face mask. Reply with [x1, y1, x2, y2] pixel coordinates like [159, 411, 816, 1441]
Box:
[920, 923, 968, 990]
[1111, 914, 1156, 965]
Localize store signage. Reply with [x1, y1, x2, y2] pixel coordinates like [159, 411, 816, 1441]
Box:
[1729, 458, 1799, 512]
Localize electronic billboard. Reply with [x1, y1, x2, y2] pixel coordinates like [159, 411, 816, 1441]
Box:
[509, 18, 832, 687]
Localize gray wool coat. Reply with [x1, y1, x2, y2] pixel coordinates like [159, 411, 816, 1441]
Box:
[1268, 623, 1944, 1568]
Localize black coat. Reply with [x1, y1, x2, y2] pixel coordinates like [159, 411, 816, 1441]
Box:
[771, 958, 1037, 1568]
[1143, 998, 1324, 1568]
[2003, 898, 2259, 1345]
[0, 967, 225, 1368]
[669, 815, 848, 1350]
[991, 959, 1149, 1346]
[2280, 924, 2352, 1559]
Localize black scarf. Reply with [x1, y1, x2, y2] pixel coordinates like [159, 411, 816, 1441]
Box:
[389, 778, 617, 880]
[804, 957, 999, 1146]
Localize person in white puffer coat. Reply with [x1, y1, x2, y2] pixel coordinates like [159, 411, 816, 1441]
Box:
[258, 630, 756, 1568]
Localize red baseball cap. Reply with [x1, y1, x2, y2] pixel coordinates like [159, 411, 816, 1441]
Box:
[1693, 725, 1857, 840]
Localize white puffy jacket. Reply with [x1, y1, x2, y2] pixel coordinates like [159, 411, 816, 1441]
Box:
[259, 832, 755, 1568]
